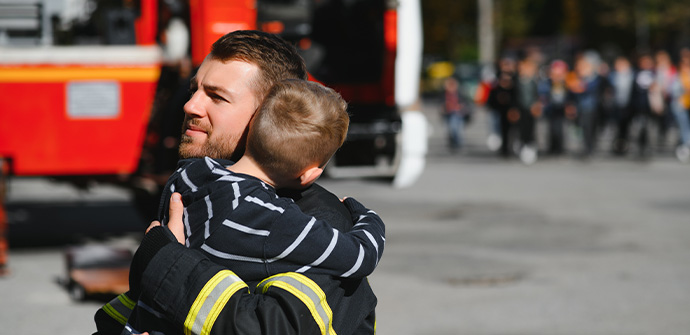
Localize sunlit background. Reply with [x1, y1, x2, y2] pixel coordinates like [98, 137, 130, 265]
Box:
[1, 0, 690, 334]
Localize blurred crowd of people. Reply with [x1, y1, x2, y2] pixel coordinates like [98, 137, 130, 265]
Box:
[455, 47, 690, 164]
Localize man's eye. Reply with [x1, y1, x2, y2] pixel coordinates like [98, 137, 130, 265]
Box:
[209, 94, 225, 102]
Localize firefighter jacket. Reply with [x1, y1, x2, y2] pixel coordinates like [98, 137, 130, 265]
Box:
[94, 183, 378, 335]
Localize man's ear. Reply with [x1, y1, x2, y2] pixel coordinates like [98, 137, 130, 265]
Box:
[298, 166, 323, 188]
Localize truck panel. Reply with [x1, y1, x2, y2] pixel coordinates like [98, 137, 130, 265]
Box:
[0, 63, 159, 175]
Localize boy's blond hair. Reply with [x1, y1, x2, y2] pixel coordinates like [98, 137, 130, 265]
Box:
[246, 79, 349, 181]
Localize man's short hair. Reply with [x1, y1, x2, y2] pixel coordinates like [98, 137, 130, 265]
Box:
[246, 79, 349, 180]
[210, 30, 308, 104]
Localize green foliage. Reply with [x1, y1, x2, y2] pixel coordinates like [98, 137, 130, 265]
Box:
[421, 0, 690, 62]
[421, 0, 477, 61]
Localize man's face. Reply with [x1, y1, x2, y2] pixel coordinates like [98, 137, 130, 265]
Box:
[179, 58, 260, 161]
[614, 58, 630, 73]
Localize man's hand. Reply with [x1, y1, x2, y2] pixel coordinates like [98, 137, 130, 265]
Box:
[145, 221, 160, 234]
[167, 193, 185, 244]
[147, 192, 186, 244]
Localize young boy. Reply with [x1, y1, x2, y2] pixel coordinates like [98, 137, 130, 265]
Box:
[120, 79, 385, 335]
[160, 78, 384, 279]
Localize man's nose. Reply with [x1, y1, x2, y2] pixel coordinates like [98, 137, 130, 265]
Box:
[184, 91, 205, 117]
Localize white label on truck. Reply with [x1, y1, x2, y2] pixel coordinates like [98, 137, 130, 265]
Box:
[67, 81, 121, 119]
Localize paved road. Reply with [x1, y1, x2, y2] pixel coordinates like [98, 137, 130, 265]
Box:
[360, 158, 690, 335]
[2, 106, 690, 335]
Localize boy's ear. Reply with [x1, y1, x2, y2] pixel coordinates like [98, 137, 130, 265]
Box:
[298, 166, 323, 188]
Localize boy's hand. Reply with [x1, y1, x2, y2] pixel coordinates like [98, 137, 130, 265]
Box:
[146, 193, 185, 245]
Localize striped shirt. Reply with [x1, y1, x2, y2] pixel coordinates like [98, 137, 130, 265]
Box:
[159, 157, 386, 281]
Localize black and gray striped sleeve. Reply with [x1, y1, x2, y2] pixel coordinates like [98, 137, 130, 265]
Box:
[264, 197, 385, 278]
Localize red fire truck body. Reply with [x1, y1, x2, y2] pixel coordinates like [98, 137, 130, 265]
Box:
[0, 0, 160, 176]
[0, 49, 160, 176]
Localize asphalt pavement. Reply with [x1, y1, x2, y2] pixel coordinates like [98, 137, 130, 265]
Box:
[2, 104, 690, 335]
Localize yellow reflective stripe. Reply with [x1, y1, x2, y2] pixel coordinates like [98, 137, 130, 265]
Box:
[102, 304, 127, 325]
[102, 293, 134, 326]
[118, 293, 136, 310]
[258, 273, 336, 335]
[372, 278, 377, 335]
[184, 270, 247, 335]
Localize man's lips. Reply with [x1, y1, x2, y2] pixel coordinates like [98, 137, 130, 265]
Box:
[185, 124, 207, 136]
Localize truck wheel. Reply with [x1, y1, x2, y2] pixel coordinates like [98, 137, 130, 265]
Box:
[69, 282, 86, 301]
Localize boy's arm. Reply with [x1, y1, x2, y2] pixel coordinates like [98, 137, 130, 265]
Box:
[266, 197, 385, 278]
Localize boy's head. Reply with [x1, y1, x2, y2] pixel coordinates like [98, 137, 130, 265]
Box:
[245, 79, 349, 188]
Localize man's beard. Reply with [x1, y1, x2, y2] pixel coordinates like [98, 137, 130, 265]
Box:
[179, 119, 245, 162]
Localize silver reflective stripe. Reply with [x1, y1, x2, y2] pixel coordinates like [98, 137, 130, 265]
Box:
[258, 274, 336, 335]
[137, 300, 165, 319]
[123, 324, 139, 334]
[185, 270, 247, 335]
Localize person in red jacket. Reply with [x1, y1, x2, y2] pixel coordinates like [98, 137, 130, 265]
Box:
[94, 30, 378, 335]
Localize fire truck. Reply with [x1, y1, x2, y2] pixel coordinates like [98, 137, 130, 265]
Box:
[0, 0, 424, 272]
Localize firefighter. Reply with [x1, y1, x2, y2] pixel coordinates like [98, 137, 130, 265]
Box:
[94, 30, 377, 335]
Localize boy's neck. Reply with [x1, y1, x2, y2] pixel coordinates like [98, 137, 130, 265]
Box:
[227, 156, 278, 188]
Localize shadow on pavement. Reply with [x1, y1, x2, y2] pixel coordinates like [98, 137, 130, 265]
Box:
[6, 200, 147, 248]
